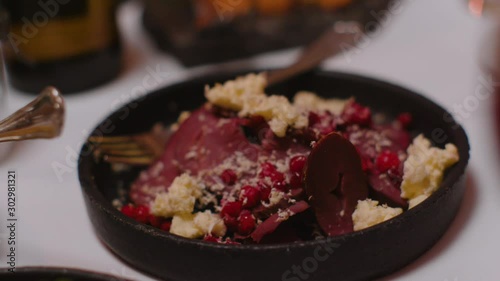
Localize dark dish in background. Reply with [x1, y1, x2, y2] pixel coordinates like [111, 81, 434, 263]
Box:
[0, 267, 132, 281]
[78, 70, 470, 281]
[142, 0, 394, 66]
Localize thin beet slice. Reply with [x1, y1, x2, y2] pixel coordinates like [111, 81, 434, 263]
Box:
[251, 201, 310, 242]
[369, 174, 408, 208]
[305, 133, 369, 236]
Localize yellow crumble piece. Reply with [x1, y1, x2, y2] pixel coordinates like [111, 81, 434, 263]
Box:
[204, 73, 308, 137]
[170, 211, 227, 239]
[193, 210, 227, 237]
[352, 199, 403, 231]
[400, 134, 459, 207]
[151, 173, 203, 218]
[170, 214, 204, 239]
[293, 91, 350, 115]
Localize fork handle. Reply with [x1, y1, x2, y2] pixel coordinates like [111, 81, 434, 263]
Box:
[266, 21, 362, 86]
[0, 87, 65, 142]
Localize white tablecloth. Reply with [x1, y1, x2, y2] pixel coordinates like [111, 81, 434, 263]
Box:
[2, 0, 497, 280]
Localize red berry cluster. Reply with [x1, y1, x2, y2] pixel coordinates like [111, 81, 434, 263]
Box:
[397, 112, 412, 128]
[375, 150, 401, 175]
[120, 204, 171, 231]
[308, 112, 336, 137]
[259, 162, 286, 190]
[342, 102, 372, 126]
[218, 157, 308, 238]
[220, 200, 256, 236]
[289, 155, 306, 189]
[220, 169, 237, 185]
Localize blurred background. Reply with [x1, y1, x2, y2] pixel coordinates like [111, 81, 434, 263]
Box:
[0, 0, 395, 94]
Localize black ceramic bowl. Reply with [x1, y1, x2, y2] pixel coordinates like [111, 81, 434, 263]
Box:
[0, 267, 131, 281]
[79, 70, 470, 281]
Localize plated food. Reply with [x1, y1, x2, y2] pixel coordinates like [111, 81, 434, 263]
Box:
[119, 73, 460, 244]
[79, 71, 469, 281]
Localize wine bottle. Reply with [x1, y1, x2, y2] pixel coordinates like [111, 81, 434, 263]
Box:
[1, 0, 122, 94]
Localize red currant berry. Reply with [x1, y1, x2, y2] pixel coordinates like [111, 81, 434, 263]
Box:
[160, 221, 171, 232]
[269, 171, 285, 184]
[397, 112, 413, 128]
[361, 157, 373, 172]
[240, 186, 262, 209]
[259, 162, 277, 178]
[221, 201, 243, 218]
[223, 215, 239, 232]
[273, 180, 288, 191]
[148, 215, 163, 227]
[289, 155, 307, 176]
[343, 102, 372, 126]
[135, 205, 150, 224]
[220, 169, 237, 185]
[259, 186, 272, 202]
[238, 210, 256, 235]
[375, 150, 400, 173]
[203, 235, 219, 243]
[120, 204, 136, 218]
[289, 174, 303, 189]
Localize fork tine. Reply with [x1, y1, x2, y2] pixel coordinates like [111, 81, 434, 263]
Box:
[103, 155, 155, 165]
[94, 142, 144, 150]
[88, 135, 134, 143]
[87, 126, 168, 166]
[100, 149, 155, 157]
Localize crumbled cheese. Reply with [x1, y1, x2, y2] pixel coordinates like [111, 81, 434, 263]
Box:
[184, 150, 198, 160]
[400, 134, 459, 204]
[151, 174, 203, 218]
[193, 210, 227, 237]
[112, 199, 122, 209]
[263, 189, 285, 207]
[277, 209, 295, 222]
[170, 211, 227, 239]
[198, 190, 218, 207]
[170, 111, 191, 132]
[352, 199, 403, 231]
[211, 151, 257, 178]
[170, 214, 203, 238]
[204, 73, 308, 137]
[274, 159, 288, 174]
[293, 91, 350, 115]
[408, 194, 428, 209]
[205, 73, 267, 111]
[178, 111, 191, 123]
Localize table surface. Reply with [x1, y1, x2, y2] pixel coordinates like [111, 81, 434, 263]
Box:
[1, 0, 498, 280]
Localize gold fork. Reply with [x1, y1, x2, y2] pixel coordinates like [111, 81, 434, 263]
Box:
[89, 22, 361, 166]
[87, 123, 170, 165]
[0, 87, 65, 142]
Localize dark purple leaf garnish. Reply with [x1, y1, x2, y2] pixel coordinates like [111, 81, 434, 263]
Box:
[368, 173, 408, 208]
[305, 133, 368, 236]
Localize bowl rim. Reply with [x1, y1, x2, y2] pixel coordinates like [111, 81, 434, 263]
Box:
[78, 69, 471, 252]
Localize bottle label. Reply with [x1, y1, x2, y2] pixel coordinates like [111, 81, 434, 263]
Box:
[5, 0, 117, 62]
